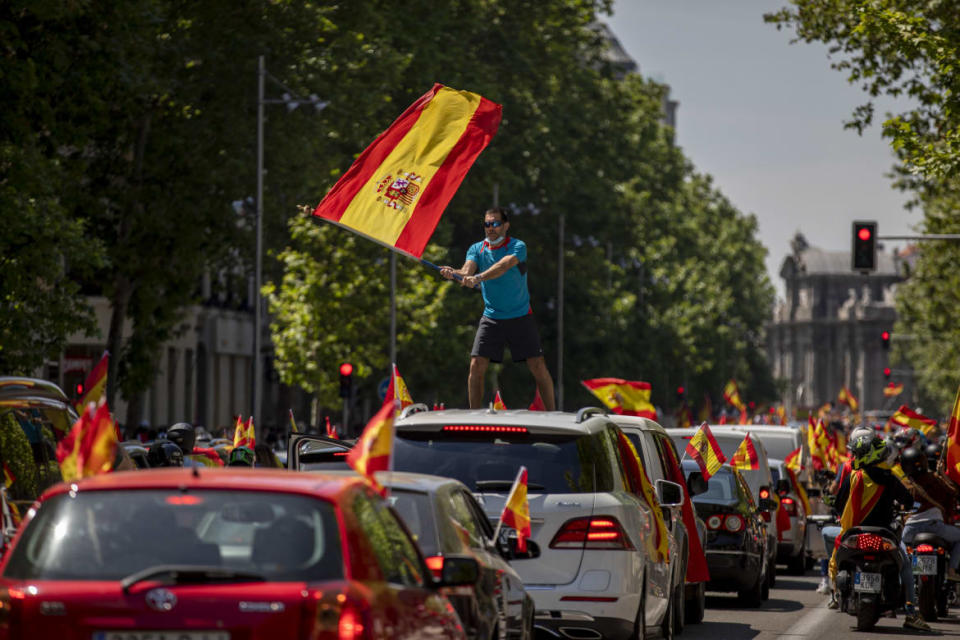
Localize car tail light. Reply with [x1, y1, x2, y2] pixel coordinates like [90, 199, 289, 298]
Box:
[759, 488, 770, 500]
[425, 555, 444, 579]
[550, 516, 634, 550]
[338, 600, 370, 640]
[916, 544, 935, 553]
[781, 497, 798, 517]
[842, 533, 895, 551]
[706, 515, 724, 530]
[723, 514, 745, 533]
[0, 587, 13, 629]
[442, 425, 528, 433]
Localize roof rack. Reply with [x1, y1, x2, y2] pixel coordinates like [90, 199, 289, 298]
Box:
[399, 403, 431, 420]
[575, 406, 607, 424]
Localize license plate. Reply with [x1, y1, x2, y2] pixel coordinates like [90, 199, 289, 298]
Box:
[94, 633, 230, 640]
[913, 555, 938, 576]
[854, 571, 882, 593]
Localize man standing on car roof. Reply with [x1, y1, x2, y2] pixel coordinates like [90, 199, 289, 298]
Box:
[440, 207, 556, 410]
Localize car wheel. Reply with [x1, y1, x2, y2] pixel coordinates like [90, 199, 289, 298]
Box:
[738, 570, 763, 607]
[767, 556, 777, 589]
[672, 579, 685, 633]
[685, 581, 706, 624]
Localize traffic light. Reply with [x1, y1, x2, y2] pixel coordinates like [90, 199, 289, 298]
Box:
[852, 221, 877, 272]
[883, 367, 891, 380]
[339, 362, 353, 398]
[676, 386, 685, 404]
[881, 331, 890, 350]
[75, 382, 84, 396]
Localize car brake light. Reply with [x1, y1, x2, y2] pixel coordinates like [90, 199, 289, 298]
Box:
[842, 533, 894, 551]
[339, 600, 370, 640]
[550, 516, 633, 550]
[759, 488, 770, 500]
[442, 425, 528, 433]
[706, 515, 724, 530]
[425, 555, 444, 579]
[781, 497, 798, 517]
[723, 514, 745, 533]
[916, 544, 935, 553]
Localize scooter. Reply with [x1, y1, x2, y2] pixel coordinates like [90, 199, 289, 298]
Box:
[834, 526, 903, 631]
[907, 533, 950, 621]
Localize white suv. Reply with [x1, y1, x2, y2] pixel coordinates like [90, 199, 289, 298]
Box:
[393, 405, 684, 640]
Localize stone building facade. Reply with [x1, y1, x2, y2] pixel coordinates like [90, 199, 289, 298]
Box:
[767, 233, 912, 415]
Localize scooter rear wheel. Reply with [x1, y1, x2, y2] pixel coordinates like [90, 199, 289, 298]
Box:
[918, 578, 937, 622]
[855, 599, 879, 631]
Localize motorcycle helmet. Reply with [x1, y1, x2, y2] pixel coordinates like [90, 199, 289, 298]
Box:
[228, 445, 255, 467]
[893, 427, 921, 451]
[924, 441, 943, 464]
[166, 422, 196, 455]
[900, 446, 929, 478]
[147, 440, 185, 468]
[850, 431, 887, 470]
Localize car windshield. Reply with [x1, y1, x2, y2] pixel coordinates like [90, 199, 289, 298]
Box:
[3, 490, 342, 582]
[387, 490, 438, 556]
[393, 429, 620, 494]
[683, 462, 738, 504]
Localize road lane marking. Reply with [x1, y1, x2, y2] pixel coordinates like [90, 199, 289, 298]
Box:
[777, 598, 834, 638]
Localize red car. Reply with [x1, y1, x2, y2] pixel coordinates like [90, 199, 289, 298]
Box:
[0, 468, 476, 639]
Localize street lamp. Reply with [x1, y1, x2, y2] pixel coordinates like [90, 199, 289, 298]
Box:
[254, 55, 326, 436]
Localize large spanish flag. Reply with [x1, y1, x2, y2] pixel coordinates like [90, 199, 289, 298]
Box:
[658, 433, 710, 583]
[499, 466, 532, 553]
[889, 404, 938, 437]
[829, 468, 885, 580]
[581, 378, 656, 419]
[348, 400, 397, 496]
[685, 422, 726, 481]
[74, 351, 109, 413]
[943, 384, 960, 484]
[731, 432, 760, 471]
[313, 84, 501, 258]
[723, 379, 745, 411]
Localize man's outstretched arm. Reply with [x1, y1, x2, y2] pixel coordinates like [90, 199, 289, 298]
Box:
[461, 254, 518, 288]
[439, 260, 477, 281]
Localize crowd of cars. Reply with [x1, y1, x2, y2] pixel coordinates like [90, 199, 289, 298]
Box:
[0, 376, 816, 640]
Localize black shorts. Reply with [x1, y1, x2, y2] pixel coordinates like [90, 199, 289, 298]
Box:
[471, 314, 543, 363]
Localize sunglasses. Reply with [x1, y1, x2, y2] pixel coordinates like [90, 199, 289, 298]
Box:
[483, 221, 504, 228]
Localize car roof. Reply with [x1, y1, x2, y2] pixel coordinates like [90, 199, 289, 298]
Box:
[314, 469, 464, 493]
[605, 414, 670, 437]
[395, 405, 614, 436]
[0, 377, 73, 410]
[44, 468, 368, 501]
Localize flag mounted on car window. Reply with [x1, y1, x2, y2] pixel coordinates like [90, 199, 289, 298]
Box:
[74, 351, 109, 414]
[499, 466, 531, 553]
[57, 401, 118, 482]
[313, 84, 502, 258]
[581, 378, 656, 419]
[731, 432, 760, 471]
[383, 363, 414, 415]
[348, 400, 397, 497]
[616, 431, 669, 563]
[685, 422, 726, 481]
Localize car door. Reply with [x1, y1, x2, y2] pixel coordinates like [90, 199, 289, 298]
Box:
[352, 490, 460, 639]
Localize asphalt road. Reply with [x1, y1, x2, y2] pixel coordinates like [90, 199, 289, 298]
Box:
[681, 572, 960, 639]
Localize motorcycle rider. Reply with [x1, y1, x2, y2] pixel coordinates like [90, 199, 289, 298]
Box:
[900, 446, 960, 582]
[832, 431, 931, 632]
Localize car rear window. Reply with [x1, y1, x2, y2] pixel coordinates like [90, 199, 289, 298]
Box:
[4, 490, 342, 582]
[683, 462, 738, 505]
[392, 429, 621, 494]
[387, 490, 438, 556]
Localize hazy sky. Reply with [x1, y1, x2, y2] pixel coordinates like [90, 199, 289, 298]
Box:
[606, 1, 918, 299]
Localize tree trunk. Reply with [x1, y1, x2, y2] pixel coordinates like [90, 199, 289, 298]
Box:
[105, 274, 131, 410]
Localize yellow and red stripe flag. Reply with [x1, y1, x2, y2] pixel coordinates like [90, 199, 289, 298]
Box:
[837, 386, 859, 412]
[889, 404, 938, 437]
[807, 416, 830, 472]
[233, 415, 252, 448]
[581, 378, 656, 419]
[384, 363, 414, 414]
[325, 416, 338, 439]
[943, 383, 960, 484]
[2, 462, 14, 489]
[731, 432, 760, 470]
[616, 432, 669, 563]
[56, 401, 118, 482]
[499, 466, 532, 553]
[528, 388, 546, 411]
[658, 434, 710, 582]
[698, 394, 713, 423]
[347, 400, 397, 497]
[74, 351, 109, 413]
[829, 468, 887, 580]
[493, 390, 507, 410]
[723, 379, 745, 411]
[289, 409, 299, 433]
[685, 422, 727, 481]
[313, 84, 502, 259]
[883, 382, 904, 397]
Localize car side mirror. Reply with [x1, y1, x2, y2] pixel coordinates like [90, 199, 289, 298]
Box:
[686, 471, 708, 497]
[806, 487, 821, 498]
[656, 479, 684, 507]
[434, 555, 480, 587]
[496, 529, 541, 560]
[776, 479, 791, 494]
[758, 498, 778, 512]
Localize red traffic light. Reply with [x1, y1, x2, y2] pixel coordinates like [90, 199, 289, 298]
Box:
[858, 227, 872, 241]
[883, 367, 891, 378]
[339, 362, 353, 376]
[881, 331, 890, 340]
[676, 386, 685, 395]
[75, 383, 84, 396]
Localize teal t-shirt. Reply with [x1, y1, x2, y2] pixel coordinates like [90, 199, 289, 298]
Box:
[466, 237, 530, 319]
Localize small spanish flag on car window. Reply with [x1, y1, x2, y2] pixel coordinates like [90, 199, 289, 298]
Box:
[685, 422, 726, 481]
[383, 363, 414, 415]
[731, 432, 760, 471]
[499, 466, 531, 553]
[348, 400, 397, 497]
[313, 84, 501, 259]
